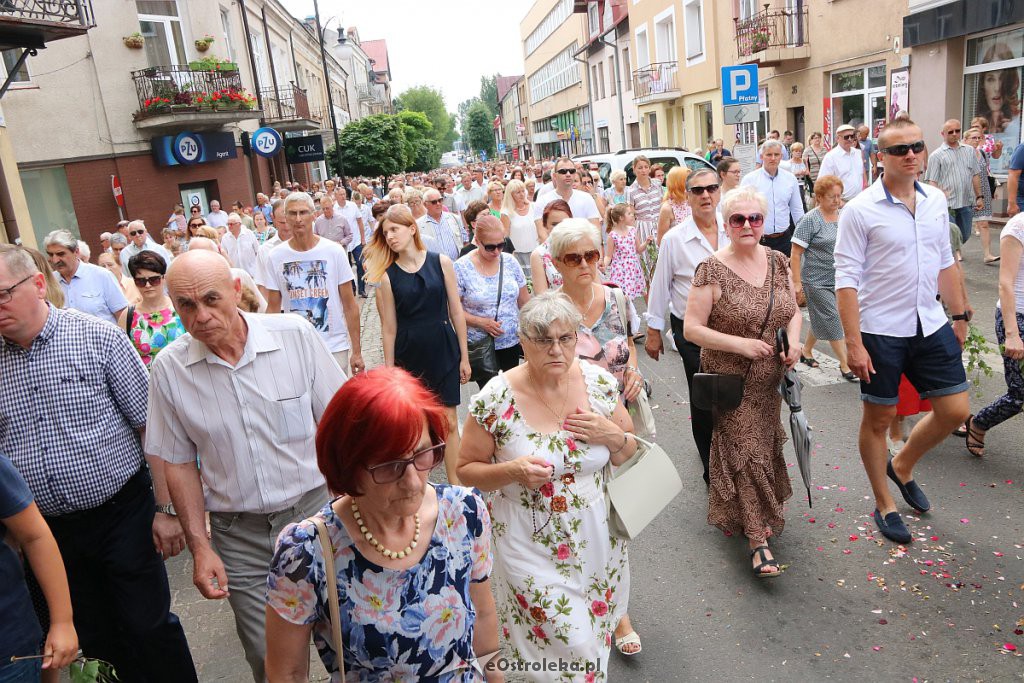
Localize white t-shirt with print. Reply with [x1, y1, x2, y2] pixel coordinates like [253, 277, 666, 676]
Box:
[265, 237, 355, 351]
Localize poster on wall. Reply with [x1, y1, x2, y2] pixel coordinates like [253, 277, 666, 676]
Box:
[822, 98, 833, 151]
[889, 67, 909, 120]
[964, 67, 1021, 175]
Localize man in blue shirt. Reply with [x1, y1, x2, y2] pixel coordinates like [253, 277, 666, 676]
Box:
[44, 230, 127, 325]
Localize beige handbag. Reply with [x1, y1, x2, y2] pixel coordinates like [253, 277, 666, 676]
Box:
[311, 516, 346, 680]
[610, 287, 656, 439]
[604, 435, 683, 539]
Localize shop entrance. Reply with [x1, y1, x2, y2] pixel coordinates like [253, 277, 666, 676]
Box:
[179, 184, 212, 216]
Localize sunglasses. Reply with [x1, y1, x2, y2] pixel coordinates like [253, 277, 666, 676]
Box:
[559, 249, 601, 267]
[881, 140, 926, 156]
[425, 199, 443, 205]
[727, 213, 765, 228]
[555, 168, 576, 175]
[364, 442, 446, 484]
[189, 222, 204, 228]
[129, 230, 145, 236]
[481, 242, 504, 252]
[689, 184, 720, 195]
[946, 128, 961, 134]
[133, 275, 163, 288]
[840, 134, 857, 141]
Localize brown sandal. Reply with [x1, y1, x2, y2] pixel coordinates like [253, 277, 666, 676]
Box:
[965, 414, 986, 457]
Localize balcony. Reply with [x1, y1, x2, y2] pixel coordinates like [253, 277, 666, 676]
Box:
[259, 84, 321, 131]
[632, 62, 680, 106]
[735, 5, 810, 67]
[0, 0, 94, 49]
[131, 65, 260, 132]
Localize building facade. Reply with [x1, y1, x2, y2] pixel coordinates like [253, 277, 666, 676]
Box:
[522, 0, 593, 158]
[578, 0, 639, 153]
[497, 74, 529, 162]
[360, 39, 394, 115]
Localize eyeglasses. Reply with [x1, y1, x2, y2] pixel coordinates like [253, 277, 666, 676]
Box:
[189, 222, 205, 228]
[946, 128, 961, 134]
[689, 184, 720, 195]
[727, 213, 765, 228]
[558, 249, 601, 267]
[0, 275, 33, 305]
[555, 168, 576, 175]
[526, 332, 578, 350]
[133, 275, 163, 288]
[840, 134, 857, 141]
[364, 442, 446, 484]
[425, 199, 442, 205]
[129, 230, 145, 236]
[481, 242, 504, 252]
[880, 140, 926, 156]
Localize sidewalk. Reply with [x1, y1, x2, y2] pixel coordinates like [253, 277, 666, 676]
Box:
[358, 290, 384, 370]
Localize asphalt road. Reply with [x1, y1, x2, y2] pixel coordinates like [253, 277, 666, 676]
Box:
[162, 233, 1023, 682]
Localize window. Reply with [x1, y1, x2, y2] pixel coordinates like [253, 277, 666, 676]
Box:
[607, 57, 616, 96]
[597, 61, 605, 100]
[19, 167, 79, 246]
[598, 127, 610, 153]
[654, 10, 676, 62]
[739, 0, 757, 21]
[250, 29, 271, 89]
[635, 28, 649, 68]
[220, 8, 235, 62]
[696, 101, 713, 149]
[588, 2, 600, 38]
[137, 0, 186, 66]
[830, 63, 886, 145]
[684, 0, 705, 60]
[529, 43, 580, 104]
[591, 65, 600, 100]
[622, 47, 631, 91]
[964, 27, 1024, 175]
[1, 50, 30, 84]
[525, 0, 572, 56]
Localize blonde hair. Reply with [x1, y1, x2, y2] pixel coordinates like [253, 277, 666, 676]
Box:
[194, 226, 221, 242]
[605, 203, 631, 234]
[20, 247, 65, 308]
[664, 165, 690, 203]
[789, 142, 804, 155]
[502, 179, 527, 214]
[487, 182, 504, 203]
[363, 204, 426, 284]
[403, 188, 423, 205]
[720, 186, 768, 219]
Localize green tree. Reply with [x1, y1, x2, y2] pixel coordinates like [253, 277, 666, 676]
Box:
[396, 86, 457, 153]
[479, 75, 499, 119]
[331, 114, 406, 179]
[464, 101, 496, 159]
[397, 110, 440, 171]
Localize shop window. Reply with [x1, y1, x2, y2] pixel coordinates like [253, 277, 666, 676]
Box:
[830, 64, 886, 142]
[964, 28, 1024, 175]
[20, 167, 80, 245]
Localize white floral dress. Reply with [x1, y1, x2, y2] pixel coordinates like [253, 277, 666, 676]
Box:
[470, 360, 629, 681]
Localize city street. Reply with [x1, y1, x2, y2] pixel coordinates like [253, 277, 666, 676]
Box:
[164, 234, 1024, 682]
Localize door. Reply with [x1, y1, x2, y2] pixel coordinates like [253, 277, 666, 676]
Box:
[869, 94, 887, 138]
[139, 18, 186, 67]
[648, 112, 659, 147]
[790, 106, 805, 144]
[180, 185, 210, 216]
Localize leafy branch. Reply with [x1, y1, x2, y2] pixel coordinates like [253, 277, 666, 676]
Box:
[964, 324, 994, 397]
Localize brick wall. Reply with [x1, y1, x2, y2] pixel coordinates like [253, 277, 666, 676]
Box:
[65, 149, 273, 252]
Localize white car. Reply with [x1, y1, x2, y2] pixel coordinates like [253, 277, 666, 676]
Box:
[573, 148, 716, 187]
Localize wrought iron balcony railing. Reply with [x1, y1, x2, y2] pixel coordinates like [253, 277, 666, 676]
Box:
[131, 65, 256, 121]
[259, 84, 312, 122]
[632, 62, 679, 104]
[0, 0, 94, 48]
[735, 5, 808, 58]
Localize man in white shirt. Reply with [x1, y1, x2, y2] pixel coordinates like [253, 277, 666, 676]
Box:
[454, 172, 485, 210]
[205, 200, 229, 229]
[819, 124, 868, 201]
[148, 249, 345, 682]
[533, 157, 601, 232]
[644, 169, 728, 486]
[740, 140, 804, 256]
[220, 213, 260, 277]
[835, 117, 970, 545]
[120, 220, 173, 276]
[335, 188, 369, 297]
[313, 195, 352, 247]
[333, 188, 364, 246]
[418, 188, 467, 262]
[44, 229, 127, 325]
[265, 192, 364, 375]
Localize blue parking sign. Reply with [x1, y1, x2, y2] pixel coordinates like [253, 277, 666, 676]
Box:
[721, 65, 759, 106]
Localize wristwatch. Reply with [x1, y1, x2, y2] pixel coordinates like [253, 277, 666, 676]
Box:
[155, 503, 177, 516]
[951, 311, 972, 322]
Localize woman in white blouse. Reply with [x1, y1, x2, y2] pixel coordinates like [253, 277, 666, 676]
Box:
[500, 179, 537, 273]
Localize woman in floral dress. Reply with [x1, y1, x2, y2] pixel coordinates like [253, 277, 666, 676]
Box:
[459, 292, 639, 680]
[117, 250, 185, 368]
[602, 205, 647, 301]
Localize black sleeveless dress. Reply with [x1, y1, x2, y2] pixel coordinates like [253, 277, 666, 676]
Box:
[387, 251, 461, 406]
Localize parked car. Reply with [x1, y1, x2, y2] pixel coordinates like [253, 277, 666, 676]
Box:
[573, 148, 716, 187]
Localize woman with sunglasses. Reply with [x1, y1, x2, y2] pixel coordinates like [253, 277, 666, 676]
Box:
[684, 186, 802, 578]
[117, 250, 185, 369]
[459, 292, 637, 678]
[456, 214, 531, 388]
[266, 367, 503, 682]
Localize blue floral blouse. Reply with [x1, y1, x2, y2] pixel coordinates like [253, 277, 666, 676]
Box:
[266, 485, 493, 682]
[454, 252, 527, 350]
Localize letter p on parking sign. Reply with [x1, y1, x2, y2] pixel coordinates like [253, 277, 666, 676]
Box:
[721, 65, 759, 106]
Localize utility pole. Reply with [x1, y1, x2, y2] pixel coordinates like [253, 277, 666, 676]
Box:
[312, 0, 346, 190]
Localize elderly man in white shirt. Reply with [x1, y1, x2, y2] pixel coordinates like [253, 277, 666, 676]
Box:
[220, 212, 261, 277]
[819, 124, 868, 201]
[120, 220, 173, 276]
[418, 188, 467, 261]
[644, 168, 729, 486]
[147, 250, 345, 682]
[835, 117, 970, 546]
[741, 139, 804, 256]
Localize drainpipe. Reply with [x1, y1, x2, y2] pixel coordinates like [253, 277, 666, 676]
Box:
[238, 0, 266, 192]
[0, 166, 21, 244]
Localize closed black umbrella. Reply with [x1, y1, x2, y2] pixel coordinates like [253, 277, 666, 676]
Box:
[780, 368, 813, 507]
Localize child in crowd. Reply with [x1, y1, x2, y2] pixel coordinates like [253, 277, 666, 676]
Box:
[603, 203, 648, 303]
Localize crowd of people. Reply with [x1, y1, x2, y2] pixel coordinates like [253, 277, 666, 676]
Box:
[1, 111, 1023, 682]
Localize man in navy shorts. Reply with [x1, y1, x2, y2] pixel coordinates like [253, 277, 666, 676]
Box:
[835, 117, 970, 544]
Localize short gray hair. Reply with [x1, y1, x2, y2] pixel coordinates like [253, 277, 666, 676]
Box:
[283, 191, 315, 213]
[43, 229, 79, 252]
[609, 169, 627, 183]
[519, 291, 582, 340]
[227, 212, 243, 224]
[270, 197, 285, 215]
[127, 219, 146, 234]
[686, 168, 719, 189]
[110, 233, 128, 247]
[77, 241, 91, 261]
[0, 244, 39, 279]
[720, 186, 768, 219]
[548, 218, 601, 260]
[760, 139, 783, 154]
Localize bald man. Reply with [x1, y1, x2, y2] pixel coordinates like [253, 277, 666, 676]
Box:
[145, 250, 345, 680]
[923, 119, 984, 244]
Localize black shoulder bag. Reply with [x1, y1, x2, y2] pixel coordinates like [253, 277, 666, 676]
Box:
[691, 251, 776, 413]
[467, 255, 504, 385]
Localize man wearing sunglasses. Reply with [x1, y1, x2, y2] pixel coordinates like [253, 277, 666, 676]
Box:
[740, 139, 804, 256]
[835, 117, 971, 546]
[44, 229, 128, 326]
[923, 119, 984, 244]
[119, 220, 173, 277]
[533, 157, 600, 233]
[819, 124, 868, 201]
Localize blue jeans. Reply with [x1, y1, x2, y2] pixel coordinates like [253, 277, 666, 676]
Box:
[952, 205, 973, 243]
[0, 657, 41, 683]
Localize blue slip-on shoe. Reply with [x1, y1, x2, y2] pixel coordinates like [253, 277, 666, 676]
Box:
[887, 457, 931, 513]
[874, 508, 913, 544]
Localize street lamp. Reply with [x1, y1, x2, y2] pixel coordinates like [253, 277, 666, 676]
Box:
[312, 0, 349, 190]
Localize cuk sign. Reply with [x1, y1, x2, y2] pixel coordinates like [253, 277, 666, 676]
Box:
[284, 135, 325, 164]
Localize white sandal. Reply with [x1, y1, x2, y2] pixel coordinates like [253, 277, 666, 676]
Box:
[615, 631, 642, 656]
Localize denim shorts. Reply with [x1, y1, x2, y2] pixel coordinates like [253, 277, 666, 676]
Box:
[860, 322, 968, 405]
